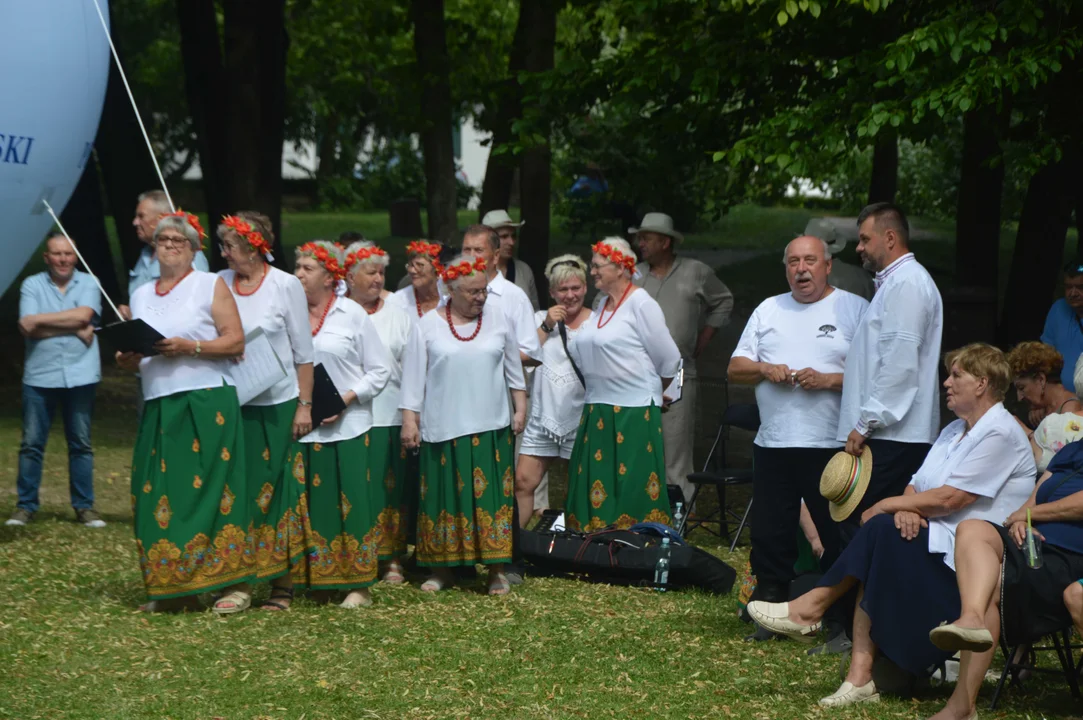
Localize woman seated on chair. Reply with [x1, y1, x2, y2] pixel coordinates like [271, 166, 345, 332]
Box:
[1008, 342, 1083, 472]
[927, 437, 1083, 720]
[748, 343, 1036, 708]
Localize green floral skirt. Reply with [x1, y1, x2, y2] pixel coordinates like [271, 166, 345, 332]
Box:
[566, 403, 671, 532]
[131, 386, 254, 600]
[416, 428, 515, 567]
[368, 425, 408, 559]
[292, 433, 380, 590]
[241, 401, 314, 581]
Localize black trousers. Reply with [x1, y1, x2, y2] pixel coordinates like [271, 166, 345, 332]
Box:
[749, 445, 842, 600]
[837, 439, 931, 547]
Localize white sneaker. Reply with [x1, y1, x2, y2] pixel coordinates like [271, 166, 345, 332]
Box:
[819, 680, 880, 707]
[75, 509, 107, 528]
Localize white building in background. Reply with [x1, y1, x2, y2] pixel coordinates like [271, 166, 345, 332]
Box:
[180, 117, 493, 209]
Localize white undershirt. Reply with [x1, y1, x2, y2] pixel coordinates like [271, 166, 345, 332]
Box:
[528, 310, 586, 439]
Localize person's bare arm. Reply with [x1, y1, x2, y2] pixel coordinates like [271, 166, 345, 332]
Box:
[728, 355, 789, 385]
[18, 307, 95, 338]
[153, 278, 244, 358]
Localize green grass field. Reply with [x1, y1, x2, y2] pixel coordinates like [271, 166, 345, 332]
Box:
[1, 205, 1080, 719]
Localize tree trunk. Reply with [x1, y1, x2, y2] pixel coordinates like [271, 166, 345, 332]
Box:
[998, 157, 1079, 345]
[477, 4, 528, 220]
[867, 132, 898, 204]
[61, 159, 123, 320]
[517, 0, 558, 299]
[411, 0, 458, 245]
[955, 108, 1006, 289]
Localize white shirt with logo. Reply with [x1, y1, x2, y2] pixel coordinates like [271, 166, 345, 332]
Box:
[732, 289, 869, 448]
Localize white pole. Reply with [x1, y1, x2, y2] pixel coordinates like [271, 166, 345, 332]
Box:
[41, 199, 123, 320]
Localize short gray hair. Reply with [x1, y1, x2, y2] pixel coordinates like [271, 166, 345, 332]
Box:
[781, 236, 832, 264]
[294, 240, 343, 272]
[137, 190, 171, 216]
[343, 240, 390, 276]
[153, 215, 202, 252]
[544, 254, 587, 286]
[593, 236, 637, 276]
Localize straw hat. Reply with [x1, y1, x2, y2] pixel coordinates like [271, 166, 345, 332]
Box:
[820, 446, 873, 522]
[481, 209, 523, 229]
[628, 212, 683, 243]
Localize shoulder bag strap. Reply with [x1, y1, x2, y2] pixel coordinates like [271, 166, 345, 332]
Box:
[558, 320, 586, 388]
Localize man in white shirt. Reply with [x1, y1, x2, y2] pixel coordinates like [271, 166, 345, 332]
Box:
[839, 202, 943, 538]
[729, 235, 868, 634]
[480, 209, 540, 311]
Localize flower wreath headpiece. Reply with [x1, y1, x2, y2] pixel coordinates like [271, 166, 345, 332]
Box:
[440, 257, 486, 284]
[163, 209, 207, 249]
[405, 240, 445, 275]
[221, 215, 274, 262]
[344, 245, 388, 273]
[592, 241, 636, 274]
[298, 242, 348, 295]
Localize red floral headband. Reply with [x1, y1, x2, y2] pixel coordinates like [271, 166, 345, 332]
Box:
[592, 241, 636, 274]
[162, 209, 207, 248]
[344, 245, 388, 273]
[298, 242, 346, 281]
[221, 215, 273, 260]
[441, 257, 486, 283]
[406, 240, 444, 274]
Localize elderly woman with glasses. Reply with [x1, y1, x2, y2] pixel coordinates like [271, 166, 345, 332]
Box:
[565, 237, 681, 531]
[514, 254, 591, 526]
[118, 211, 251, 613]
[391, 240, 445, 324]
[345, 239, 413, 583]
[292, 241, 391, 608]
[216, 212, 314, 610]
[400, 255, 527, 595]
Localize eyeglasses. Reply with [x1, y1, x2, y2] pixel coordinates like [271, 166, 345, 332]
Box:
[460, 288, 488, 298]
[156, 236, 189, 248]
[404, 261, 431, 272]
[590, 262, 613, 271]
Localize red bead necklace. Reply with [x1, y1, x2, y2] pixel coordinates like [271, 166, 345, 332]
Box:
[596, 282, 633, 328]
[155, 267, 194, 297]
[364, 297, 383, 315]
[233, 263, 268, 297]
[415, 294, 423, 318]
[310, 296, 335, 336]
[445, 304, 483, 342]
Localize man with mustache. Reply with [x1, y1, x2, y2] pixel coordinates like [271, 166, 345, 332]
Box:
[729, 235, 868, 641]
[7, 234, 104, 528]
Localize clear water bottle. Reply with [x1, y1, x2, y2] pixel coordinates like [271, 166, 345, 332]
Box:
[672, 502, 684, 534]
[654, 537, 671, 592]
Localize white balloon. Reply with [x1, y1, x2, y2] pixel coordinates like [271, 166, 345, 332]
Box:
[0, 0, 110, 296]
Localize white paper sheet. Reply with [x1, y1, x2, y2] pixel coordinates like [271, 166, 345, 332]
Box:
[664, 362, 685, 404]
[231, 328, 288, 406]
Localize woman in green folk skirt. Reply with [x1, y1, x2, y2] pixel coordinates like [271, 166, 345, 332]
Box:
[120, 211, 252, 613]
[400, 256, 527, 595]
[566, 237, 682, 531]
[344, 238, 413, 582]
[217, 212, 315, 610]
[293, 241, 391, 608]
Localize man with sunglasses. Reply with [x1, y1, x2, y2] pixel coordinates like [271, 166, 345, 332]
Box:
[1040, 262, 1083, 392]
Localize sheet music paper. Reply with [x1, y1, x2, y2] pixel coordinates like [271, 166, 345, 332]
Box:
[665, 362, 685, 404]
[231, 328, 288, 406]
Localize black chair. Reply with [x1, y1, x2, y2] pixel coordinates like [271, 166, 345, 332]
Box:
[684, 401, 760, 552]
[989, 627, 1082, 709]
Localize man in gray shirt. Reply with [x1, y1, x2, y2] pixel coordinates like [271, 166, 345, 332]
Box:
[632, 212, 734, 505]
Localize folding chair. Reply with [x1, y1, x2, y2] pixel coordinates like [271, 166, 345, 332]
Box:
[684, 397, 759, 552]
[989, 626, 1082, 709]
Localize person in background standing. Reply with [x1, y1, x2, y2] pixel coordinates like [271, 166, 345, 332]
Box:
[480, 209, 540, 311]
[7, 234, 104, 528]
[632, 212, 733, 507]
[804, 218, 875, 301]
[1041, 261, 1083, 393]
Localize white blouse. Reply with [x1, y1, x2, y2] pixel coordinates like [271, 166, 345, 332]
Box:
[368, 298, 412, 428]
[528, 310, 586, 439]
[303, 298, 392, 444]
[909, 403, 1036, 570]
[219, 266, 313, 406]
[132, 271, 235, 401]
[389, 282, 446, 328]
[399, 301, 526, 443]
[570, 289, 682, 407]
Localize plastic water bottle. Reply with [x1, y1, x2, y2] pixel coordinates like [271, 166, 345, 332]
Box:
[672, 502, 684, 534]
[654, 537, 671, 592]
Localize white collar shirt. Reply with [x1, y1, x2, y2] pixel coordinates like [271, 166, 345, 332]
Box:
[368, 299, 413, 427]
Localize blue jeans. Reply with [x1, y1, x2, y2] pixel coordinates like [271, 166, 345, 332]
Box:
[17, 384, 97, 512]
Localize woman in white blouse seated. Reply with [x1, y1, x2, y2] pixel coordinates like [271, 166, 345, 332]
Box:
[293, 241, 391, 609]
[345, 239, 413, 584]
[748, 344, 1035, 709]
[390, 240, 444, 324]
[566, 237, 682, 531]
[118, 211, 249, 613]
[400, 255, 527, 595]
[515, 255, 591, 526]
[216, 212, 314, 611]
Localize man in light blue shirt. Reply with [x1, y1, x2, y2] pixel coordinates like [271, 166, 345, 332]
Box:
[7, 235, 104, 528]
[1040, 262, 1083, 393]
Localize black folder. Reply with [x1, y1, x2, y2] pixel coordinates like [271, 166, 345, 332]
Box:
[311, 363, 346, 428]
[95, 319, 165, 356]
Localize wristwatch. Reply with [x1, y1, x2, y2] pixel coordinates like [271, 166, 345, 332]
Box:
[193, 341, 202, 357]
[298, 399, 313, 407]
[539, 321, 554, 333]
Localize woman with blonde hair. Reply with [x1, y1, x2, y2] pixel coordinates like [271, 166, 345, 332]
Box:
[344, 239, 413, 582]
[566, 237, 681, 531]
[514, 254, 592, 526]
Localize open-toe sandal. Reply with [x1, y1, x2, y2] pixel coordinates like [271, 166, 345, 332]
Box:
[260, 586, 294, 611]
[488, 572, 511, 596]
[212, 590, 252, 615]
[420, 575, 452, 593]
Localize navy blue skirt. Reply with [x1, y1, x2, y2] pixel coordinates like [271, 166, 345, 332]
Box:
[818, 514, 959, 675]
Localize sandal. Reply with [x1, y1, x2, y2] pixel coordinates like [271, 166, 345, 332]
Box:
[420, 574, 453, 593]
[212, 590, 252, 615]
[340, 590, 373, 609]
[260, 586, 294, 611]
[383, 560, 406, 585]
[488, 572, 511, 596]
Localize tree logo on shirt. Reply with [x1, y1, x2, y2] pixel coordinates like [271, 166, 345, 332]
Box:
[817, 324, 837, 338]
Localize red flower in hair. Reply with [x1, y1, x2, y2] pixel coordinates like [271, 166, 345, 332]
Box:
[164, 209, 207, 245]
[221, 215, 273, 258]
[439, 256, 486, 284]
[591, 241, 635, 273]
[298, 242, 346, 281]
[344, 246, 388, 273]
